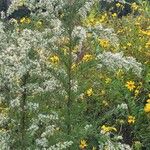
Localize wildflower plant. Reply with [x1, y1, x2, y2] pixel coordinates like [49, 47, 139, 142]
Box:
[0, 0, 150, 149]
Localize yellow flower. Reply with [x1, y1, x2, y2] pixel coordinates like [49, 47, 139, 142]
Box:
[71, 63, 77, 70]
[99, 15, 106, 23]
[140, 30, 150, 36]
[79, 140, 87, 149]
[101, 125, 117, 133]
[147, 99, 150, 103]
[131, 2, 139, 11]
[49, 55, 59, 64]
[20, 17, 26, 23]
[99, 39, 110, 48]
[127, 42, 132, 47]
[25, 18, 31, 24]
[128, 116, 135, 124]
[116, 3, 121, 7]
[82, 54, 93, 62]
[20, 17, 31, 24]
[102, 100, 109, 107]
[112, 13, 117, 17]
[134, 89, 139, 97]
[86, 88, 93, 97]
[105, 78, 112, 84]
[125, 81, 136, 91]
[144, 100, 150, 113]
[144, 103, 150, 113]
[145, 40, 150, 48]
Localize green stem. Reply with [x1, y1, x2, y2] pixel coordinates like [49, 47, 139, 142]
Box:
[66, 28, 73, 135]
[20, 72, 28, 150]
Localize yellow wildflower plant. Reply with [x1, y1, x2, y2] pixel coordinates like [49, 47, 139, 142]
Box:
[144, 99, 150, 113]
[49, 55, 60, 64]
[128, 116, 135, 124]
[112, 13, 117, 18]
[82, 54, 93, 62]
[125, 81, 136, 91]
[105, 77, 112, 84]
[145, 40, 150, 48]
[127, 42, 132, 47]
[79, 140, 87, 149]
[147, 99, 150, 103]
[134, 89, 140, 97]
[101, 125, 117, 133]
[131, 2, 139, 11]
[86, 88, 93, 97]
[99, 39, 110, 48]
[140, 30, 150, 36]
[144, 103, 150, 113]
[116, 3, 121, 7]
[20, 17, 26, 23]
[25, 18, 31, 24]
[71, 63, 77, 70]
[20, 17, 31, 24]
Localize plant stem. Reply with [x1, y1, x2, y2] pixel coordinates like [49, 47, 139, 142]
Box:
[20, 72, 28, 150]
[66, 28, 73, 135]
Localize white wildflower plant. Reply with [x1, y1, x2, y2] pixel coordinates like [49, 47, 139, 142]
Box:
[97, 52, 142, 77]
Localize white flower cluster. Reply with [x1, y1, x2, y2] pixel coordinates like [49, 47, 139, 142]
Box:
[117, 103, 128, 110]
[27, 112, 73, 149]
[0, 26, 62, 94]
[7, 0, 25, 16]
[0, 130, 10, 150]
[27, 102, 39, 111]
[47, 141, 73, 150]
[0, 18, 65, 148]
[78, 0, 99, 19]
[0, 111, 9, 127]
[99, 140, 131, 150]
[6, 0, 66, 20]
[72, 26, 87, 40]
[84, 124, 92, 130]
[29, 113, 58, 139]
[97, 52, 142, 77]
[88, 24, 119, 48]
[35, 140, 73, 150]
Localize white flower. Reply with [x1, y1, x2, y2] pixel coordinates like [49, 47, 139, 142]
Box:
[117, 103, 128, 110]
[97, 52, 142, 77]
[36, 138, 48, 148]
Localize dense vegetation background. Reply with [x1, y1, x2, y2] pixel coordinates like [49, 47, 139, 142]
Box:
[0, 0, 150, 150]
